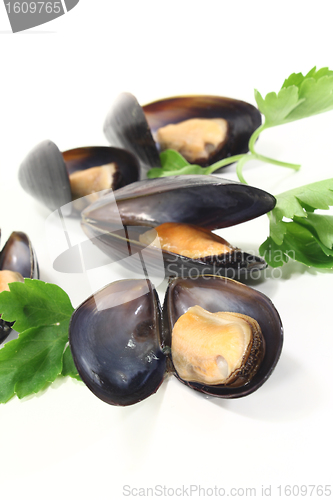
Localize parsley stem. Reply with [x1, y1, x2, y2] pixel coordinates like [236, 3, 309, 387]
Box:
[248, 124, 265, 154]
[204, 154, 247, 175]
[236, 155, 252, 184]
[249, 124, 301, 171]
[254, 153, 301, 171]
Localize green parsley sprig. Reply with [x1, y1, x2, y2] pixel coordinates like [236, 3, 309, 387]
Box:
[259, 179, 333, 268]
[0, 279, 80, 403]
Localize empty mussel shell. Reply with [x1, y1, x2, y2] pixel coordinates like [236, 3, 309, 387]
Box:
[69, 279, 167, 406]
[103, 92, 261, 172]
[18, 141, 140, 213]
[0, 230, 39, 343]
[80, 175, 276, 278]
[104, 93, 161, 179]
[69, 276, 283, 406]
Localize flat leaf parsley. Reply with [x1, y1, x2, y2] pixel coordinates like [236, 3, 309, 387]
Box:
[0, 279, 80, 403]
[259, 179, 333, 268]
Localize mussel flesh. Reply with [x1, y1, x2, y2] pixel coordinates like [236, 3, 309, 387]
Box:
[18, 142, 140, 213]
[104, 93, 261, 172]
[0, 230, 39, 343]
[69, 276, 283, 405]
[79, 175, 276, 278]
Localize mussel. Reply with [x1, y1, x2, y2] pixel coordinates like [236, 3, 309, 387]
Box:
[0, 230, 39, 343]
[69, 276, 283, 406]
[78, 175, 276, 278]
[143, 95, 262, 166]
[104, 92, 261, 173]
[18, 141, 140, 213]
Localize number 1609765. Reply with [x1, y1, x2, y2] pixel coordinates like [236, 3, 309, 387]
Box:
[5, 2, 62, 14]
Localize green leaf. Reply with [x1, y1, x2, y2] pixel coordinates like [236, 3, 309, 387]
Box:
[254, 86, 302, 128]
[282, 66, 333, 90]
[262, 178, 333, 269]
[256, 66, 333, 128]
[0, 279, 73, 331]
[147, 149, 207, 178]
[294, 213, 333, 250]
[271, 178, 333, 229]
[260, 222, 333, 268]
[259, 237, 289, 268]
[160, 149, 190, 170]
[0, 279, 75, 403]
[61, 345, 81, 381]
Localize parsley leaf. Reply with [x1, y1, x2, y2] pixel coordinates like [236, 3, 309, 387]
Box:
[147, 149, 207, 178]
[62, 345, 81, 380]
[0, 279, 80, 403]
[255, 66, 333, 127]
[259, 178, 333, 268]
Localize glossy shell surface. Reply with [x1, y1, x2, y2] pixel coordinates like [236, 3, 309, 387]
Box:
[69, 279, 167, 406]
[104, 93, 161, 179]
[18, 140, 140, 212]
[80, 175, 276, 277]
[0, 230, 39, 343]
[143, 95, 262, 166]
[0, 231, 39, 280]
[69, 276, 283, 405]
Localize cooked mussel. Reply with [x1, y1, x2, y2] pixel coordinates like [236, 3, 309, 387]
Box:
[104, 93, 261, 171]
[69, 276, 283, 405]
[79, 175, 276, 278]
[143, 95, 262, 166]
[18, 141, 140, 213]
[0, 230, 39, 343]
[163, 275, 282, 398]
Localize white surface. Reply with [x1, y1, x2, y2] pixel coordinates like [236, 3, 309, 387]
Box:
[0, 2, 332, 499]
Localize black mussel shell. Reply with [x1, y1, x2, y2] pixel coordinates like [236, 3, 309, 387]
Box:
[18, 140, 140, 213]
[0, 231, 39, 280]
[103, 92, 261, 171]
[104, 93, 161, 179]
[69, 279, 167, 406]
[0, 231, 39, 343]
[0, 318, 14, 344]
[70, 276, 283, 405]
[163, 275, 283, 398]
[78, 176, 276, 278]
[143, 95, 262, 167]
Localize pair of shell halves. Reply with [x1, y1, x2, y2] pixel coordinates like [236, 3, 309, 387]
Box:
[69, 275, 283, 406]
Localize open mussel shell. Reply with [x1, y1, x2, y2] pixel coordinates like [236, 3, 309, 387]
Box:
[18, 140, 140, 213]
[69, 276, 283, 406]
[143, 95, 262, 167]
[104, 92, 161, 179]
[103, 92, 261, 171]
[163, 275, 283, 398]
[69, 279, 167, 406]
[0, 230, 39, 343]
[0, 231, 39, 280]
[80, 175, 276, 278]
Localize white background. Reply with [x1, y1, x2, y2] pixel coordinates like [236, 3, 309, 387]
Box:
[0, 2, 333, 499]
